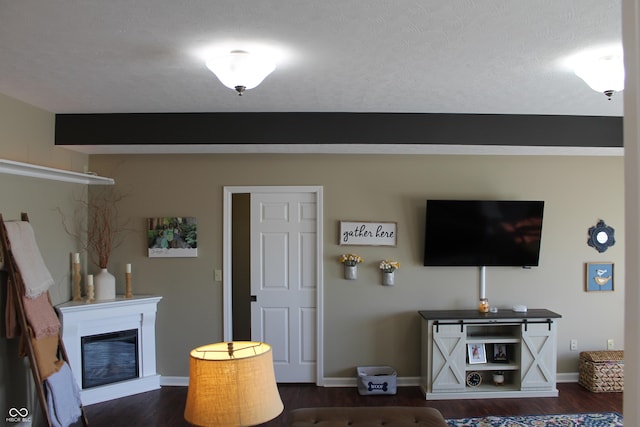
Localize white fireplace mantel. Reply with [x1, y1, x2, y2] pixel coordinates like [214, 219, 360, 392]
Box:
[56, 295, 162, 405]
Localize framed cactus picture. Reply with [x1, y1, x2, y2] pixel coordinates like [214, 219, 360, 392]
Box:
[148, 217, 198, 258]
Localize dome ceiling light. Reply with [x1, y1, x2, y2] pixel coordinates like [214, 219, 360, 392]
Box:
[205, 50, 276, 96]
[574, 54, 625, 100]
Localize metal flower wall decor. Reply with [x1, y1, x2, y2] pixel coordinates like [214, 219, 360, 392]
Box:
[587, 220, 615, 253]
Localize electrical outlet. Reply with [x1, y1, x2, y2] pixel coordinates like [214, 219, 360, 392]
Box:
[607, 339, 615, 350]
[214, 269, 222, 281]
[570, 339, 578, 351]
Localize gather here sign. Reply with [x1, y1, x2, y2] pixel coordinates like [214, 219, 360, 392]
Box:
[339, 221, 397, 246]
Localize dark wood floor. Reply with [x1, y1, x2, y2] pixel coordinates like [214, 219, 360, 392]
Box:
[80, 383, 622, 426]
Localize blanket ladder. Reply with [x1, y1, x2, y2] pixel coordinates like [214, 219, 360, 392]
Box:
[1, 212, 89, 427]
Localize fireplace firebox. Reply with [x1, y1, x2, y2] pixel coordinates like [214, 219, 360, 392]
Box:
[81, 329, 139, 389]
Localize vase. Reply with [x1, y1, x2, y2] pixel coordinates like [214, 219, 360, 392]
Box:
[381, 271, 395, 286]
[344, 264, 357, 280]
[94, 268, 116, 300]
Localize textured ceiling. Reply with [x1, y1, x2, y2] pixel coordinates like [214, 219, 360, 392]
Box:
[0, 0, 623, 117]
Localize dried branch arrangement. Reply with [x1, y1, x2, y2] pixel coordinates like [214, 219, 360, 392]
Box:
[59, 188, 130, 269]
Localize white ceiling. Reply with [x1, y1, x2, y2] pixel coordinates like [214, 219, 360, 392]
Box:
[0, 1, 624, 153]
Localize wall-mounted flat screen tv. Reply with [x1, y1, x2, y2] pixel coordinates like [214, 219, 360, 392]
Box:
[423, 200, 544, 267]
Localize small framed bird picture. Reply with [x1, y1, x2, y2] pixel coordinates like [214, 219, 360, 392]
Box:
[586, 262, 614, 292]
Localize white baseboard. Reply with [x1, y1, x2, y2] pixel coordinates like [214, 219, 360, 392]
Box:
[159, 374, 579, 388]
[321, 377, 356, 387]
[160, 376, 189, 386]
[557, 372, 580, 383]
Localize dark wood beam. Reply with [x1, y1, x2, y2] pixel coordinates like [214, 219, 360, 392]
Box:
[55, 112, 622, 148]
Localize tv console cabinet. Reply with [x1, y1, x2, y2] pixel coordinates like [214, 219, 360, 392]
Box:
[419, 309, 561, 400]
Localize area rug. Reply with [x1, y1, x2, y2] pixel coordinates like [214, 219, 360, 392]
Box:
[446, 412, 623, 426]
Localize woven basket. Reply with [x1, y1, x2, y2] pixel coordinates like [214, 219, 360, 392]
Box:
[578, 350, 624, 392]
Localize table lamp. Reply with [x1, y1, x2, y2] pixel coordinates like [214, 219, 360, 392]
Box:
[184, 341, 284, 427]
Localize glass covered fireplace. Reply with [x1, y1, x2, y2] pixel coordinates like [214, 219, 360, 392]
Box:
[81, 329, 139, 389]
[56, 295, 162, 405]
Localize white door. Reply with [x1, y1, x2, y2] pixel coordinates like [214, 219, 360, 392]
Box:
[250, 191, 317, 382]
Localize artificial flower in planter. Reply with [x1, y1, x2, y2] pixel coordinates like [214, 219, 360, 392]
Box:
[379, 260, 400, 286]
[339, 254, 363, 280]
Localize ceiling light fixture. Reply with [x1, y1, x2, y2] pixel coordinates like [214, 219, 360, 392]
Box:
[206, 50, 276, 96]
[574, 54, 625, 100]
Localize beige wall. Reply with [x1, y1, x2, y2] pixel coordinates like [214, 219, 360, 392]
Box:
[89, 153, 625, 379]
[0, 87, 625, 398]
[0, 93, 88, 424]
[0, 93, 87, 172]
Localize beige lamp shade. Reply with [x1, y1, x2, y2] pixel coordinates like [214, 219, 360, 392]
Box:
[184, 342, 284, 427]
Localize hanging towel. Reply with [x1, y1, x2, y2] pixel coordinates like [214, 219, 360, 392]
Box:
[45, 361, 82, 427]
[4, 221, 54, 299]
[31, 332, 64, 380]
[4, 262, 59, 341]
[22, 292, 60, 339]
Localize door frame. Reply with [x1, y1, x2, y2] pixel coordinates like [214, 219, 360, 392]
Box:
[222, 185, 324, 385]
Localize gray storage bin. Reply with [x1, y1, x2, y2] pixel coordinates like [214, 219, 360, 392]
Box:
[357, 366, 397, 395]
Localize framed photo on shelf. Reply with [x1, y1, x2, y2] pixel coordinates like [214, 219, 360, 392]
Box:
[467, 343, 487, 364]
[492, 344, 508, 363]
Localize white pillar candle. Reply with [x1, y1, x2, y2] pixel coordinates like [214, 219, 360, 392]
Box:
[86, 274, 95, 302]
[126, 263, 132, 273]
[73, 253, 80, 264]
